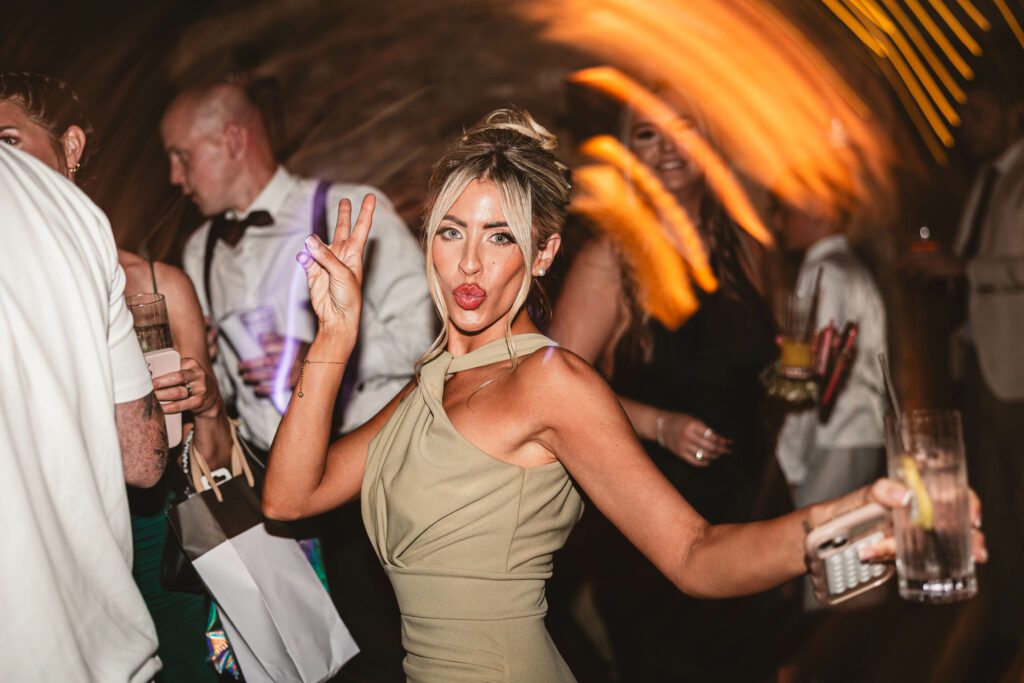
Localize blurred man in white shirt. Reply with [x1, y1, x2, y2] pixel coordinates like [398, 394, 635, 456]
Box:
[161, 80, 431, 682]
[161, 82, 433, 453]
[902, 74, 1024, 675]
[772, 198, 888, 507]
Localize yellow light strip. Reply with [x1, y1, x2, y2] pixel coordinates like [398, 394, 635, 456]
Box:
[841, 0, 955, 144]
[579, 135, 718, 293]
[858, 0, 961, 122]
[569, 67, 775, 246]
[993, 0, 1024, 50]
[821, 0, 887, 56]
[955, 0, 991, 31]
[879, 0, 966, 102]
[904, 0, 974, 78]
[926, 0, 983, 55]
[876, 53, 950, 163]
[572, 164, 699, 329]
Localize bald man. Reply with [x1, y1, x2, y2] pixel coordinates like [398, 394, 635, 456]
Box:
[162, 82, 430, 682]
[162, 83, 432, 452]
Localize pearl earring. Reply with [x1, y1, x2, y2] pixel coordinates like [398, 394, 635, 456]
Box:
[536, 268, 546, 277]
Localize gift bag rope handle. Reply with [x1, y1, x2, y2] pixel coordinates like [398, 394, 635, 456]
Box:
[189, 420, 256, 503]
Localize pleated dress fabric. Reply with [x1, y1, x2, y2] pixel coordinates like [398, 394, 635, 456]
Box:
[362, 334, 584, 682]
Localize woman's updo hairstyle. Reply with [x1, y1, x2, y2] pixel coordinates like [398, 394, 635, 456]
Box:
[0, 72, 97, 183]
[419, 107, 572, 368]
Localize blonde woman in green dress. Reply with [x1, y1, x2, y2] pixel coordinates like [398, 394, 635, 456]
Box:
[262, 109, 984, 682]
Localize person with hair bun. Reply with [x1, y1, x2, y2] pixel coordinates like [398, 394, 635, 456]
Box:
[262, 108, 983, 682]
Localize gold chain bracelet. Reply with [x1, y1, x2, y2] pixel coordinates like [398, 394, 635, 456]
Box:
[297, 359, 347, 398]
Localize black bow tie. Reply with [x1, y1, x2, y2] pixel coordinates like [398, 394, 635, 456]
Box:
[212, 210, 274, 247]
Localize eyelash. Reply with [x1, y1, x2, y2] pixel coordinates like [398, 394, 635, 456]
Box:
[0, 135, 19, 146]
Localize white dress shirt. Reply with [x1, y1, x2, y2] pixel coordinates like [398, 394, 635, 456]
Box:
[183, 166, 434, 450]
[776, 235, 888, 485]
[0, 147, 160, 682]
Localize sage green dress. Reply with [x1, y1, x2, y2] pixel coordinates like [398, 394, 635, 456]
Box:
[362, 334, 584, 682]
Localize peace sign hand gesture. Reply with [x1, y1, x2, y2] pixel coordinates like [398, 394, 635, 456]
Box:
[297, 194, 376, 337]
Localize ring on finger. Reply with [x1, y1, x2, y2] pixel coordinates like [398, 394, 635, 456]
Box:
[703, 427, 713, 439]
[695, 448, 705, 462]
[185, 383, 193, 399]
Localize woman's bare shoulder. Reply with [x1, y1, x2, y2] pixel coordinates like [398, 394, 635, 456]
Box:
[516, 344, 609, 398]
[152, 261, 199, 299]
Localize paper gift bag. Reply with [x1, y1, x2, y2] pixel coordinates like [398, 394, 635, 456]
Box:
[167, 437, 358, 683]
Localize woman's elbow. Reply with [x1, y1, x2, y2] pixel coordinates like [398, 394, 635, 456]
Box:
[261, 490, 304, 521]
[668, 523, 727, 599]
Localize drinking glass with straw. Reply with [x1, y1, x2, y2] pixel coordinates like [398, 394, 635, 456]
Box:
[878, 352, 977, 603]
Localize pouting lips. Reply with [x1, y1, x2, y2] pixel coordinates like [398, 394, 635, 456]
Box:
[453, 284, 486, 310]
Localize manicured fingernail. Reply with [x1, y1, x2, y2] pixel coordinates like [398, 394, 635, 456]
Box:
[305, 235, 320, 248]
[900, 490, 913, 507]
[978, 547, 988, 562]
[973, 517, 982, 529]
[858, 547, 875, 561]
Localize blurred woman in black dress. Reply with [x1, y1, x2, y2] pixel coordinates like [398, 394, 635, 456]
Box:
[551, 92, 795, 681]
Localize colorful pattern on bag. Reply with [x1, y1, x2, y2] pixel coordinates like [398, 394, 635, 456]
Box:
[205, 604, 241, 679]
[299, 537, 329, 592]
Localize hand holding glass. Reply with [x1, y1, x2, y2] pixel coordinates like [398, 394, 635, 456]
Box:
[885, 410, 977, 603]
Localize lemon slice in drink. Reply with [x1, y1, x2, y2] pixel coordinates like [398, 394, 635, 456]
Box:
[900, 454, 934, 530]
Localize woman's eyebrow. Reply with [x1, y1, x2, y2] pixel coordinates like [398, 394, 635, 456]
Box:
[441, 214, 467, 227]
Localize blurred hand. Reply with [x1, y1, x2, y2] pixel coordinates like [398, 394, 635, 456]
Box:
[238, 334, 310, 397]
[297, 195, 376, 336]
[660, 412, 732, 468]
[153, 357, 218, 416]
[204, 315, 219, 362]
[900, 251, 965, 280]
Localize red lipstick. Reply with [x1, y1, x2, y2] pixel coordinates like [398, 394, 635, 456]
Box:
[453, 284, 486, 310]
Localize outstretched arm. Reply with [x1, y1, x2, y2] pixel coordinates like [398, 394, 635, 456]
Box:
[262, 195, 393, 520]
[538, 350, 966, 599]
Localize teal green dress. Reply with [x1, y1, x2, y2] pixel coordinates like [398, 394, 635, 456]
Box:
[129, 478, 217, 681]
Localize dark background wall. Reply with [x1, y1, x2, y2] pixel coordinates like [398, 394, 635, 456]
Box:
[4, 0, 1022, 404]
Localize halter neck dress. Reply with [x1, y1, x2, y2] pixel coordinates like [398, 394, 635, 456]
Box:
[361, 334, 584, 682]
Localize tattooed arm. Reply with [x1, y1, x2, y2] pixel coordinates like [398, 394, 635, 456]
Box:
[115, 391, 169, 488]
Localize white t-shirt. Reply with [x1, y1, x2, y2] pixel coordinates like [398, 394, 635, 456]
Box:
[0, 147, 161, 682]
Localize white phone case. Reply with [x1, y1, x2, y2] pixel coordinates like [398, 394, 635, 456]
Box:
[144, 347, 182, 448]
[805, 502, 895, 605]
